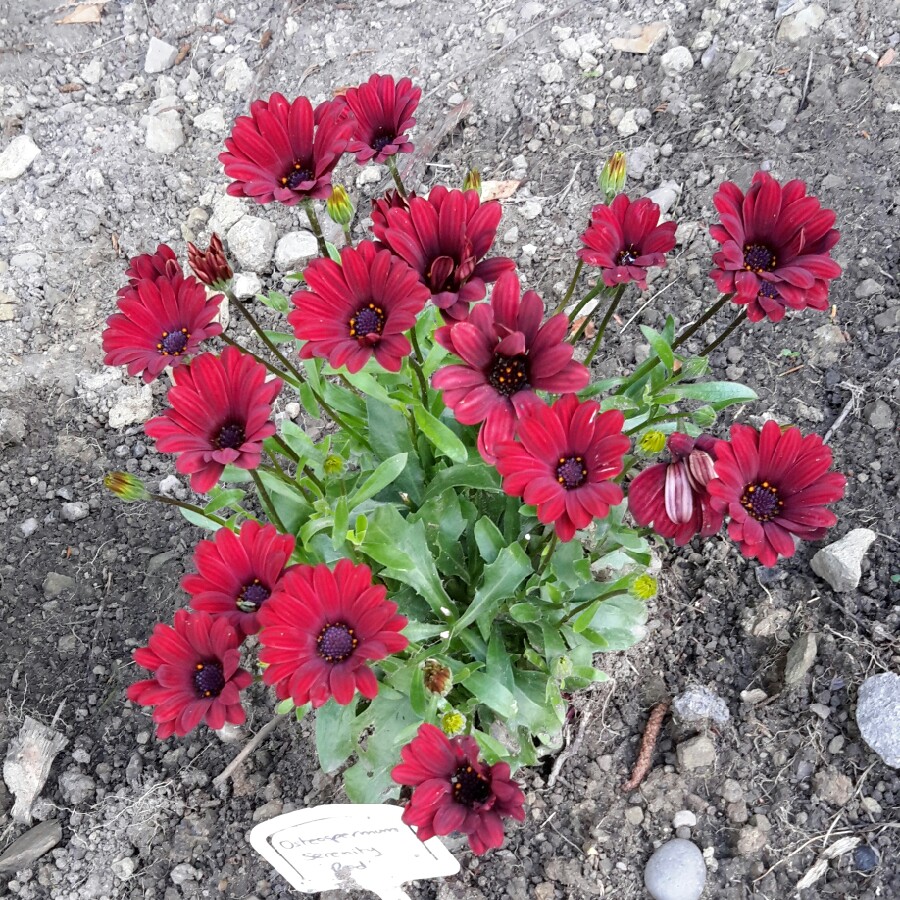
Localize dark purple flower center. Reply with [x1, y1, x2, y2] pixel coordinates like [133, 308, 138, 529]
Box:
[371, 129, 396, 153]
[452, 764, 491, 807]
[216, 422, 246, 450]
[616, 245, 639, 266]
[193, 661, 225, 698]
[489, 354, 529, 396]
[158, 328, 190, 356]
[317, 622, 358, 663]
[757, 281, 780, 300]
[743, 244, 777, 273]
[236, 578, 270, 613]
[740, 481, 783, 522]
[283, 162, 314, 190]
[556, 455, 587, 490]
[349, 302, 385, 339]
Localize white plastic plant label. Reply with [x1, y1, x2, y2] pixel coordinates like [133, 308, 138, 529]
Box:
[249, 804, 460, 899]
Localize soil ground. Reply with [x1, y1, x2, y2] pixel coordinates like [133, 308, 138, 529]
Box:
[0, 1, 898, 899]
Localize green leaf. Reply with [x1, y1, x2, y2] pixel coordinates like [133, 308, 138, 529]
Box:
[331, 496, 349, 550]
[669, 381, 758, 406]
[423, 462, 501, 501]
[588, 595, 648, 651]
[472, 730, 511, 764]
[509, 602, 540, 623]
[325, 241, 341, 263]
[465, 672, 517, 717]
[413, 406, 468, 464]
[258, 291, 291, 314]
[365, 397, 424, 504]
[678, 356, 710, 380]
[315, 699, 359, 772]
[204, 488, 246, 514]
[178, 507, 226, 531]
[473, 517, 505, 564]
[262, 329, 297, 345]
[220, 464, 253, 483]
[274, 698, 294, 715]
[452, 543, 532, 639]
[348, 453, 408, 509]
[640, 325, 675, 372]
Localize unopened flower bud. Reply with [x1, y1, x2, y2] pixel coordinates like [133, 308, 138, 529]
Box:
[441, 710, 466, 737]
[462, 168, 482, 197]
[686, 449, 716, 491]
[664, 461, 694, 525]
[638, 430, 666, 455]
[423, 659, 452, 696]
[599, 151, 626, 203]
[187, 233, 232, 289]
[326, 185, 354, 227]
[104, 471, 149, 502]
[323, 454, 344, 476]
[630, 574, 658, 600]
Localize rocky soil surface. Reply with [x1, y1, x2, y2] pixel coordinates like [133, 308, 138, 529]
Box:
[0, 0, 898, 898]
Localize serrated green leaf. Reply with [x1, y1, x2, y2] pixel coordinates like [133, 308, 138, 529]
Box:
[473, 517, 505, 564]
[315, 699, 359, 772]
[465, 672, 517, 717]
[669, 381, 758, 405]
[413, 406, 468, 463]
[640, 324, 675, 372]
[348, 452, 408, 509]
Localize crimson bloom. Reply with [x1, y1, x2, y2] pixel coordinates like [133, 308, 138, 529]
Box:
[391, 724, 525, 855]
[709, 172, 842, 323]
[119, 244, 182, 296]
[343, 73, 421, 164]
[258, 560, 408, 708]
[187, 233, 233, 289]
[494, 395, 629, 541]
[103, 273, 223, 384]
[370, 188, 414, 232]
[578, 194, 677, 290]
[707, 420, 846, 567]
[289, 240, 429, 373]
[183, 521, 296, 637]
[432, 272, 589, 463]
[220, 93, 353, 205]
[627, 433, 724, 546]
[374, 185, 514, 321]
[145, 346, 281, 493]
[127, 610, 252, 739]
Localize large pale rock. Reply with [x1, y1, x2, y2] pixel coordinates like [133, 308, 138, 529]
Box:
[777, 4, 827, 42]
[275, 231, 319, 271]
[856, 673, 900, 768]
[0, 135, 41, 181]
[227, 216, 277, 271]
[144, 37, 178, 74]
[660, 46, 694, 76]
[3, 718, 68, 823]
[811, 529, 877, 592]
[145, 111, 184, 154]
[644, 839, 706, 900]
[784, 633, 817, 684]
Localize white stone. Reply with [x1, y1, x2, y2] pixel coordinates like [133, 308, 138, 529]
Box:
[193, 106, 226, 133]
[61, 503, 89, 522]
[856, 673, 900, 768]
[777, 4, 827, 42]
[158, 475, 184, 498]
[645, 181, 682, 215]
[227, 216, 277, 271]
[644, 839, 707, 900]
[558, 37, 581, 60]
[576, 93, 596, 110]
[144, 37, 178, 75]
[108, 385, 153, 429]
[661, 46, 694, 77]
[784, 633, 818, 684]
[539, 62, 564, 84]
[811, 528, 877, 593]
[275, 231, 319, 271]
[80, 59, 103, 85]
[209, 194, 246, 233]
[232, 272, 262, 300]
[617, 109, 641, 137]
[0, 136, 41, 181]
[145, 111, 184, 154]
[673, 810, 697, 829]
[285, 16, 299, 37]
[356, 165, 383, 187]
[222, 57, 253, 93]
[519, 200, 543, 220]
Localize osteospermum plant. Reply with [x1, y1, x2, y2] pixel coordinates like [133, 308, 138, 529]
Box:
[103, 75, 847, 856]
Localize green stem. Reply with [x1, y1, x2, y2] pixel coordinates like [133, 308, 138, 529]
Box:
[536, 531, 558, 577]
[342, 224, 353, 246]
[386, 156, 407, 198]
[408, 330, 430, 407]
[310, 387, 371, 451]
[567, 282, 607, 332]
[624, 411, 691, 436]
[302, 200, 328, 256]
[250, 469, 288, 533]
[672, 293, 734, 350]
[272, 434, 301, 464]
[698, 308, 748, 356]
[554, 259, 584, 316]
[220, 334, 300, 388]
[564, 590, 629, 624]
[585, 284, 627, 365]
[150, 494, 227, 528]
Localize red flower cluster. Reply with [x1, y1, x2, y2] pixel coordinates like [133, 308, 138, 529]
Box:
[183, 521, 296, 637]
[628, 433, 723, 546]
[289, 240, 429, 373]
[145, 346, 281, 493]
[103, 245, 223, 384]
[495, 394, 629, 541]
[433, 272, 589, 463]
[709, 172, 841, 323]
[392, 724, 525, 855]
[127, 610, 252, 739]
[258, 560, 408, 708]
[578, 194, 676, 290]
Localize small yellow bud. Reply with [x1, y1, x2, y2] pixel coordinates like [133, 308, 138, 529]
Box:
[599, 151, 627, 203]
[325, 185, 354, 227]
[638, 430, 667, 455]
[323, 454, 344, 476]
[462, 168, 482, 197]
[630, 574, 658, 600]
[441, 711, 466, 737]
[104, 471, 149, 502]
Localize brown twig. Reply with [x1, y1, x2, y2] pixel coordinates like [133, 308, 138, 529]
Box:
[213, 713, 288, 788]
[621, 702, 669, 793]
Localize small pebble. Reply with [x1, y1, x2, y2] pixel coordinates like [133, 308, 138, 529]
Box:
[854, 845, 879, 873]
[643, 839, 707, 900]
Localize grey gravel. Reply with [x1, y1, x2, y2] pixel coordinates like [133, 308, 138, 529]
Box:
[812, 766, 853, 805]
[60, 502, 90, 522]
[144, 37, 179, 74]
[676, 735, 716, 771]
[42, 572, 75, 599]
[864, 399, 894, 430]
[784, 633, 818, 684]
[856, 673, 900, 768]
[0, 135, 41, 181]
[643, 839, 707, 900]
[672, 685, 730, 726]
[0, 820, 62, 874]
[811, 528, 877, 592]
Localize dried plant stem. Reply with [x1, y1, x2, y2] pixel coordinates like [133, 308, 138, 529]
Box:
[585, 284, 627, 365]
[621, 701, 669, 792]
[213, 713, 288, 788]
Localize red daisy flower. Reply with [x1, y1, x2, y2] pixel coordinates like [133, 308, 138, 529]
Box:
[709, 172, 842, 323]
[627, 433, 724, 546]
[118, 243, 183, 297]
[578, 194, 677, 290]
[494, 394, 629, 541]
[373, 185, 514, 322]
[391, 724, 526, 855]
[103, 274, 224, 384]
[343, 73, 421, 164]
[144, 346, 282, 494]
[187, 233, 233, 289]
[432, 271, 589, 463]
[258, 560, 408, 708]
[220, 93, 353, 206]
[288, 240, 429, 373]
[127, 610, 252, 739]
[370, 188, 414, 232]
[706, 420, 846, 567]
[183, 521, 296, 637]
